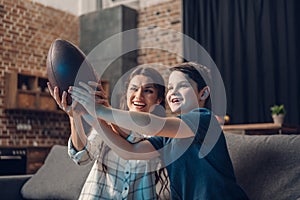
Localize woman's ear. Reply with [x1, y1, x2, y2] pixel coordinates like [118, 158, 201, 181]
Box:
[199, 86, 210, 101]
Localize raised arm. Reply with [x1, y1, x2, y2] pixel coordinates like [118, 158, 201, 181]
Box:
[47, 82, 88, 151]
[80, 113, 158, 160]
[85, 81, 131, 140]
[48, 81, 157, 160]
[69, 81, 195, 139]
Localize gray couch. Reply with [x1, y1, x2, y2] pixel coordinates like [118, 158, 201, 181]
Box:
[0, 133, 300, 200]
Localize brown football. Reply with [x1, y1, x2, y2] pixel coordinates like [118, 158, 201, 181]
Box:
[46, 39, 98, 105]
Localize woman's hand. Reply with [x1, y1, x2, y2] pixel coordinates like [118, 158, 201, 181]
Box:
[47, 82, 73, 116]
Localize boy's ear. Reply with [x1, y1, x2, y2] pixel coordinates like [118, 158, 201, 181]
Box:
[156, 98, 162, 105]
[199, 86, 210, 101]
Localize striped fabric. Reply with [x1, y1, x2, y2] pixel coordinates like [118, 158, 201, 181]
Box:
[68, 129, 160, 200]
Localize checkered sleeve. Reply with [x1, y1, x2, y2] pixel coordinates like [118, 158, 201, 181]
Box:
[126, 131, 148, 144]
[68, 128, 106, 165]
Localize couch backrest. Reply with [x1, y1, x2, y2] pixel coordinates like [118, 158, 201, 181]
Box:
[225, 133, 300, 200]
[21, 135, 300, 200]
[21, 145, 93, 200]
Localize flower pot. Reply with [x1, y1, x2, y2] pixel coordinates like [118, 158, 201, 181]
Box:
[272, 114, 285, 124]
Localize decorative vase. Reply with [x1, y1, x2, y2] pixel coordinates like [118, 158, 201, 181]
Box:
[272, 114, 285, 124]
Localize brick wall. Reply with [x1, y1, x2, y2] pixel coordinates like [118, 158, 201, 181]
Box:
[137, 0, 182, 80]
[0, 0, 182, 146]
[0, 0, 79, 146]
[137, 0, 182, 115]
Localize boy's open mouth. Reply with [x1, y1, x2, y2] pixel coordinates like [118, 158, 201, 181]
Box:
[171, 98, 181, 103]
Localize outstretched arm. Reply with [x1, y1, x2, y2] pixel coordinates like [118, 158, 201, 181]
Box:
[48, 81, 117, 152]
[80, 114, 159, 160]
[69, 81, 195, 138]
[48, 82, 155, 160]
[84, 81, 131, 140]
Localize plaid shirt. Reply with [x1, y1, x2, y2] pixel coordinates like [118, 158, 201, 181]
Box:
[68, 129, 161, 200]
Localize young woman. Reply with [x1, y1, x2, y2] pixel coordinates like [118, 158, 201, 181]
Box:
[69, 62, 249, 199]
[48, 66, 169, 199]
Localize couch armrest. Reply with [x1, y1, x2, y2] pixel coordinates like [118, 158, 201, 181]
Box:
[0, 174, 32, 200]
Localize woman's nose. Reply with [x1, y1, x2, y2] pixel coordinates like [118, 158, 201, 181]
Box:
[135, 87, 143, 98]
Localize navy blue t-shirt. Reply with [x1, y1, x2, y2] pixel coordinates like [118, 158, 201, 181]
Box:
[148, 108, 248, 200]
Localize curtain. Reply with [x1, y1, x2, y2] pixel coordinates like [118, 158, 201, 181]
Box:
[183, 0, 300, 124]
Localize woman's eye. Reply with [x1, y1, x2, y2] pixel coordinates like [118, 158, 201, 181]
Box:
[144, 89, 153, 93]
[168, 86, 173, 90]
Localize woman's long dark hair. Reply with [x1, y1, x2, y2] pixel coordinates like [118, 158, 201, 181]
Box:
[102, 66, 169, 199]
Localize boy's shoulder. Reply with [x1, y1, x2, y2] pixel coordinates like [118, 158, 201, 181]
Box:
[178, 108, 211, 118]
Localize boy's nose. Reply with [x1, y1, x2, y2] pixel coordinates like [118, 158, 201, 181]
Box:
[169, 88, 179, 95]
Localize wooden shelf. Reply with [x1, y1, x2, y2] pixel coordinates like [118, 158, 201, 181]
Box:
[5, 72, 58, 112]
[5, 72, 110, 112]
[222, 123, 300, 135]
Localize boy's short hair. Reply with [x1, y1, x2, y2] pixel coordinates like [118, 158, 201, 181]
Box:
[170, 62, 212, 92]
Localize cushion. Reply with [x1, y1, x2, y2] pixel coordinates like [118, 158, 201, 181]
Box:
[21, 145, 93, 200]
[225, 133, 300, 200]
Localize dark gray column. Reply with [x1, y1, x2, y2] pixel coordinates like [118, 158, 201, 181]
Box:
[79, 5, 138, 107]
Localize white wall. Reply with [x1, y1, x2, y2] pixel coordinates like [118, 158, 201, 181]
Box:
[32, 0, 173, 15]
[101, 0, 172, 10]
[78, 0, 98, 16]
[32, 0, 98, 16]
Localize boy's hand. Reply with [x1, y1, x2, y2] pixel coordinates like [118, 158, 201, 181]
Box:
[69, 81, 105, 117]
[87, 81, 110, 107]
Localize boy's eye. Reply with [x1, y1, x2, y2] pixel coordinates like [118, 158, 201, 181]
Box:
[168, 86, 173, 90]
[130, 87, 137, 91]
[179, 84, 189, 88]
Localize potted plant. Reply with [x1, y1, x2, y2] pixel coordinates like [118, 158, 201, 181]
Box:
[270, 104, 286, 124]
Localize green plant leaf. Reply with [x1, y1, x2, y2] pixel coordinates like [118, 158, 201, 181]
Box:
[270, 104, 286, 115]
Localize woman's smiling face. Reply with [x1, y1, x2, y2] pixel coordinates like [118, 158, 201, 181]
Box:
[167, 71, 200, 114]
[127, 75, 161, 112]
